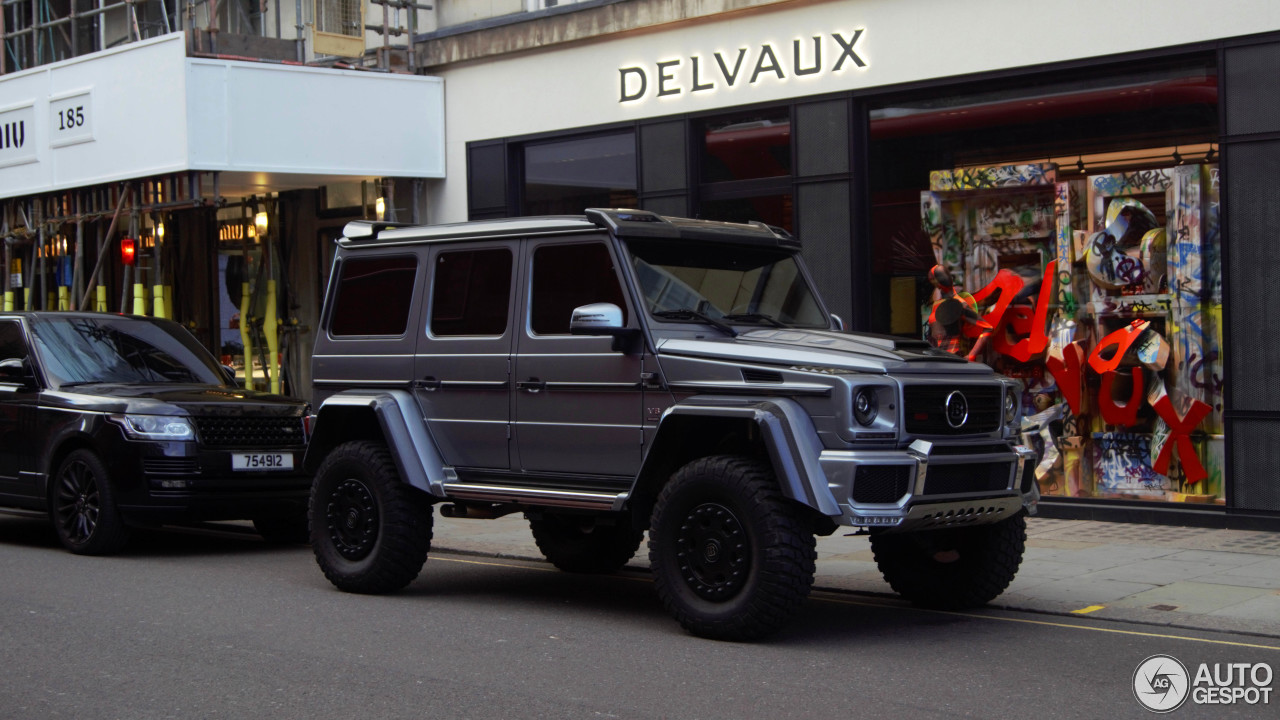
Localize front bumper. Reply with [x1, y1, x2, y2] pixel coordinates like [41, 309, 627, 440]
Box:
[821, 439, 1038, 532]
[112, 442, 311, 523]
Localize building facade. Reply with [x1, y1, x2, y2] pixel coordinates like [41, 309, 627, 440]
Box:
[418, 0, 1280, 525]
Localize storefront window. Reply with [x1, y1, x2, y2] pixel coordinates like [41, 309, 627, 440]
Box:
[701, 110, 791, 183]
[869, 60, 1223, 505]
[522, 132, 638, 215]
[699, 194, 794, 233]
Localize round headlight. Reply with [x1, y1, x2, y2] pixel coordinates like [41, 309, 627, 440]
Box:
[1003, 391, 1018, 424]
[854, 388, 879, 426]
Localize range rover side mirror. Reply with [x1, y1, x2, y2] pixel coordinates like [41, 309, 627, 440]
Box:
[0, 357, 35, 387]
[570, 303, 641, 354]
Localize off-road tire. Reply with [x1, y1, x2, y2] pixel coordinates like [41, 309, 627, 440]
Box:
[528, 513, 643, 574]
[253, 508, 310, 545]
[310, 440, 432, 594]
[649, 455, 816, 641]
[871, 514, 1027, 609]
[50, 449, 131, 556]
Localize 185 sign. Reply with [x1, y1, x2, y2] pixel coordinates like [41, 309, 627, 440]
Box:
[49, 91, 93, 148]
[57, 106, 85, 131]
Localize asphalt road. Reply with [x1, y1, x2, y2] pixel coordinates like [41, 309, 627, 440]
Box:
[1, 515, 1276, 720]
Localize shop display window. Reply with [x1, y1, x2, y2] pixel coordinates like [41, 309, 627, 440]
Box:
[701, 110, 791, 183]
[917, 160, 1223, 504]
[522, 132, 638, 215]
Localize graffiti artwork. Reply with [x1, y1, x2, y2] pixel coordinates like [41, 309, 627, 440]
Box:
[921, 161, 1223, 504]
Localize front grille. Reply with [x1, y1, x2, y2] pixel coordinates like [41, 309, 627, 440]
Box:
[922, 462, 1013, 496]
[193, 416, 304, 447]
[852, 466, 911, 503]
[143, 457, 199, 475]
[904, 384, 1002, 435]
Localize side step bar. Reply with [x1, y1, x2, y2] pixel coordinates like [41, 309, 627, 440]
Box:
[441, 483, 627, 512]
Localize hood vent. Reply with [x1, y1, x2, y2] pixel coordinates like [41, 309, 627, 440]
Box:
[741, 368, 784, 384]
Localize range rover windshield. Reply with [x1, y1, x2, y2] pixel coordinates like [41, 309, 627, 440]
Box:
[625, 239, 829, 329]
[31, 315, 225, 387]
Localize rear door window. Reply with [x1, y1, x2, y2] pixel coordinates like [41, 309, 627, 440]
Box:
[430, 248, 513, 337]
[329, 256, 418, 337]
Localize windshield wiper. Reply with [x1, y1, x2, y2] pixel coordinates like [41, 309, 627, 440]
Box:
[721, 312, 787, 328]
[651, 309, 738, 337]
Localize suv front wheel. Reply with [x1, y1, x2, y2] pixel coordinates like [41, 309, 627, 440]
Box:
[310, 440, 433, 594]
[649, 455, 816, 641]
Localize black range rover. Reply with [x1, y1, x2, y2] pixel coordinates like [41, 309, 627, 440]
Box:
[0, 312, 310, 555]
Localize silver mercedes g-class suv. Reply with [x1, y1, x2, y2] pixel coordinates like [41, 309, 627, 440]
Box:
[305, 209, 1037, 640]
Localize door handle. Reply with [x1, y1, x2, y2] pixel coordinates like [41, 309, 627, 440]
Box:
[516, 378, 546, 393]
[412, 376, 442, 391]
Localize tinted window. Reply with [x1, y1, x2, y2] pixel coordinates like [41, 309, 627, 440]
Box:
[530, 244, 627, 335]
[0, 320, 27, 362]
[329, 256, 418, 336]
[30, 316, 225, 386]
[430, 248, 513, 336]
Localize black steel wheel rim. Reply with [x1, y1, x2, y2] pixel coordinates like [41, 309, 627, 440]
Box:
[326, 478, 379, 561]
[54, 459, 100, 545]
[675, 501, 751, 601]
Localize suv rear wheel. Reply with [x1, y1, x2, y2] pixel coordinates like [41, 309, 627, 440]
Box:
[528, 513, 643, 574]
[310, 440, 432, 594]
[870, 514, 1027, 609]
[649, 455, 816, 641]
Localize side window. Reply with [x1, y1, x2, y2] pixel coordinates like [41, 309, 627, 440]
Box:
[430, 248, 513, 336]
[0, 320, 28, 361]
[530, 243, 628, 335]
[329, 256, 418, 336]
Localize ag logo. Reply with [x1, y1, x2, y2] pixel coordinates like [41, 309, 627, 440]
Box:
[1134, 654, 1190, 713]
[944, 390, 969, 429]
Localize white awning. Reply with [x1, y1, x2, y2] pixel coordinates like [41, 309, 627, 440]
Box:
[0, 33, 444, 200]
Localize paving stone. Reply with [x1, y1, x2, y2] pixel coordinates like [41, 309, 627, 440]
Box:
[1109, 581, 1271, 614]
[1005, 577, 1158, 604]
[1207, 591, 1280, 623]
[1083, 559, 1239, 585]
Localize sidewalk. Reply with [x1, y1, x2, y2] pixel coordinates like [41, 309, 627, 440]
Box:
[431, 513, 1280, 639]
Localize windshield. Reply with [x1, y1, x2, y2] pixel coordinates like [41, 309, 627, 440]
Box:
[30, 315, 226, 387]
[625, 239, 828, 329]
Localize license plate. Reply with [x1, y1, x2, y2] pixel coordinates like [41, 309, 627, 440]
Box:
[232, 452, 294, 471]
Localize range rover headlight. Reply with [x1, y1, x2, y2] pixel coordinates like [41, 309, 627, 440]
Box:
[854, 388, 879, 426]
[1003, 391, 1018, 425]
[111, 414, 196, 441]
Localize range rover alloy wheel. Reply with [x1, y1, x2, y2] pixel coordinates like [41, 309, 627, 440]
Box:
[50, 449, 130, 555]
[310, 440, 432, 594]
[649, 455, 816, 641]
[871, 514, 1027, 609]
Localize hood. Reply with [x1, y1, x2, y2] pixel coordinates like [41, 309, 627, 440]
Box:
[44, 383, 305, 416]
[656, 328, 993, 374]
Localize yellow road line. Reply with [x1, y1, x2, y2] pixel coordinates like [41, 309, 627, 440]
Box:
[431, 553, 1280, 651]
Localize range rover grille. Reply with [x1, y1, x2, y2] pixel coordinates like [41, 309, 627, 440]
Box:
[903, 384, 1002, 435]
[193, 416, 304, 447]
[143, 457, 199, 475]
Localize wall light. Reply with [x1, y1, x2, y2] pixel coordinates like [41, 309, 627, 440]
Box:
[254, 211, 269, 240]
[375, 196, 386, 221]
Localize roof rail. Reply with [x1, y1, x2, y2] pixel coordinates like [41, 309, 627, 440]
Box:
[342, 219, 416, 241]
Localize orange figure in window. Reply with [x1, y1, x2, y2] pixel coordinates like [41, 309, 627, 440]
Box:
[925, 265, 993, 361]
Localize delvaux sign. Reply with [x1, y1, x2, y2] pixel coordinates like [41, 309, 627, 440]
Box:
[618, 30, 866, 103]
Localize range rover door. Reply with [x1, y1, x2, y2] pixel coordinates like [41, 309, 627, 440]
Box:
[511, 238, 644, 479]
[0, 319, 38, 498]
[413, 243, 517, 469]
